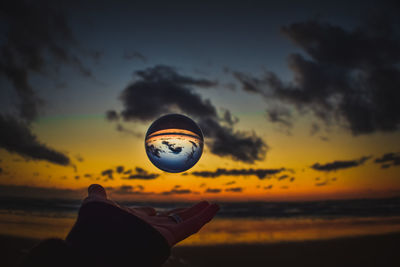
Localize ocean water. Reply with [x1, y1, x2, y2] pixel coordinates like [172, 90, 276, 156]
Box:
[1, 197, 400, 245]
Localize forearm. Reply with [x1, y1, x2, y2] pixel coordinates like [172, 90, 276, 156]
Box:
[21, 202, 170, 267]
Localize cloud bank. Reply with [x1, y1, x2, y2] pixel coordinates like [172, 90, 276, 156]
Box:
[311, 156, 370, 172]
[0, 1, 96, 166]
[234, 6, 400, 136]
[192, 167, 285, 179]
[0, 114, 70, 165]
[107, 65, 267, 163]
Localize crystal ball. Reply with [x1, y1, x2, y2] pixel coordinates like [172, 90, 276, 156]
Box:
[145, 114, 204, 173]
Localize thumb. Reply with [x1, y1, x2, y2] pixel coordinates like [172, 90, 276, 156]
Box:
[88, 184, 107, 199]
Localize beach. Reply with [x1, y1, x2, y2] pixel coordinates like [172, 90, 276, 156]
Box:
[2, 233, 399, 267]
[1, 197, 400, 266]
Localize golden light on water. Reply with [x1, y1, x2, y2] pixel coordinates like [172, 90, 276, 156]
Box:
[1, 212, 400, 246]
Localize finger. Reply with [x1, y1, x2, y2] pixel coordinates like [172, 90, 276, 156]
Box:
[130, 206, 157, 216]
[88, 184, 107, 199]
[182, 203, 219, 235]
[177, 201, 210, 221]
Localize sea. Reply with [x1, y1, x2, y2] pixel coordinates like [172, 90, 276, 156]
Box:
[1, 197, 400, 245]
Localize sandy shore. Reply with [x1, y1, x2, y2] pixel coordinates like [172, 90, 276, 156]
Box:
[2, 233, 399, 267]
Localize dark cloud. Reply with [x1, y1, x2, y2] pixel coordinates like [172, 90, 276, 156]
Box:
[315, 177, 336, 187]
[0, 1, 96, 166]
[233, 5, 400, 135]
[134, 65, 218, 89]
[161, 188, 192, 195]
[136, 185, 144, 191]
[225, 181, 236, 186]
[232, 71, 265, 94]
[264, 185, 273, 190]
[199, 118, 268, 163]
[115, 124, 142, 138]
[192, 168, 285, 179]
[84, 174, 91, 178]
[222, 110, 239, 126]
[112, 65, 267, 163]
[278, 174, 289, 181]
[374, 152, 400, 169]
[162, 140, 183, 154]
[287, 168, 296, 174]
[290, 177, 295, 182]
[205, 188, 222, 193]
[111, 185, 151, 195]
[106, 110, 120, 121]
[311, 156, 371, 172]
[123, 50, 147, 62]
[114, 185, 133, 194]
[266, 106, 292, 129]
[123, 167, 159, 180]
[75, 154, 84, 162]
[0, 114, 70, 165]
[101, 169, 113, 179]
[116, 166, 124, 174]
[225, 187, 243, 193]
[119, 66, 217, 121]
[0, 0, 95, 122]
[71, 164, 77, 173]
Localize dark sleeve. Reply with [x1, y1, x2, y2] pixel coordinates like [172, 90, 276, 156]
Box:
[19, 238, 79, 267]
[21, 202, 170, 267]
[66, 201, 171, 267]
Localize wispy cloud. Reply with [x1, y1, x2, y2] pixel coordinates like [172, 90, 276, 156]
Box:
[374, 152, 400, 169]
[122, 167, 160, 180]
[225, 187, 243, 193]
[311, 156, 371, 172]
[0, 114, 70, 166]
[192, 168, 285, 179]
[205, 188, 222, 193]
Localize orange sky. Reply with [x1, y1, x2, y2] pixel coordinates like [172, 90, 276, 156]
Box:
[1, 114, 399, 202]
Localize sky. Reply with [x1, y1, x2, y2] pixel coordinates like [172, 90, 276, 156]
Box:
[0, 0, 399, 201]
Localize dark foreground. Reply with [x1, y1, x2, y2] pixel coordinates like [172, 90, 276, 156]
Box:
[2, 233, 399, 267]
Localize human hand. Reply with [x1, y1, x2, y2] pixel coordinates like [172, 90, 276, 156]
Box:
[84, 184, 219, 246]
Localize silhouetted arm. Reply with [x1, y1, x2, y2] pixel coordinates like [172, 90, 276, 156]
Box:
[21, 184, 219, 267]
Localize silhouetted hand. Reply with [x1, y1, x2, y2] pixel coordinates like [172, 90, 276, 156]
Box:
[22, 184, 218, 267]
[84, 184, 219, 246]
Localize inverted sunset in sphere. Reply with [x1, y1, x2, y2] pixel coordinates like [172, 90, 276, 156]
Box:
[145, 114, 204, 173]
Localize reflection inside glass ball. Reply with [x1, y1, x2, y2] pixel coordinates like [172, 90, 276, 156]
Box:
[145, 114, 203, 173]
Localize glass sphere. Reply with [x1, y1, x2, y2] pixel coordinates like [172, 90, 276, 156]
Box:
[145, 114, 204, 173]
